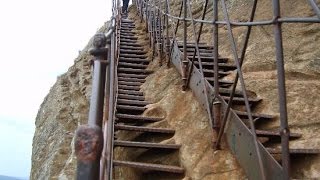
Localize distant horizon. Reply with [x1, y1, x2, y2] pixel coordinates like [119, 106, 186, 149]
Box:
[0, 174, 28, 180]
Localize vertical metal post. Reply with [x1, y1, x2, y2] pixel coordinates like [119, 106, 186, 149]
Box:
[272, 0, 290, 179]
[158, 0, 163, 65]
[75, 33, 108, 180]
[212, 0, 221, 130]
[145, 2, 149, 32]
[165, 0, 170, 62]
[182, 0, 188, 90]
[100, 36, 113, 180]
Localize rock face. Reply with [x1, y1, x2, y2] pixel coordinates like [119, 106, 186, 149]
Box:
[31, 0, 320, 179]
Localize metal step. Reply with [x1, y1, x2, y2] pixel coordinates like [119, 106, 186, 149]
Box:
[119, 57, 150, 63]
[266, 148, 320, 155]
[256, 130, 301, 139]
[120, 33, 137, 37]
[178, 43, 214, 49]
[118, 94, 145, 101]
[118, 68, 153, 74]
[120, 30, 136, 34]
[117, 99, 149, 106]
[202, 69, 231, 76]
[120, 46, 144, 51]
[118, 62, 148, 69]
[120, 25, 135, 28]
[118, 81, 143, 86]
[113, 160, 184, 173]
[120, 27, 135, 31]
[118, 77, 146, 83]
[118, 85, 141, 91]
[118, 89, 144, 96]
[234, 110, 275, 120]
[180, 48, 214, 53]
[194, 62, 237, 71]
[116, 113, 164, 122]
[116, 104, 147, 111]
[120, 49, 147, 55]
[187, 56, 226, 62]
[115, 124, 175, 134]
[222, 96, 262, 105]
[114, 140, 180, 149]
[205, 78, 234, 84]
[120, 42, 145, 47]
[120, 39, 137, 43]
[121, 36, 138, 40]
[120, 53, 148, 59]
[121, 19, 134, 23]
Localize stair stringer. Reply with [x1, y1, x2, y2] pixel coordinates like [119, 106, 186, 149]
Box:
[170, 40, 283, 179]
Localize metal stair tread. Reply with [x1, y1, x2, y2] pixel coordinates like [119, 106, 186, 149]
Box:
[233, 110, 275, 119]
[222, 96, 262, 103]
[266, 148, 320, 154]
[117, 99, 149, 106]
[113, 160, 184, 173]
[116, 113, 164, 122]
[118, 89, 144, 96]
[120, 49, 147, 55]
[118, 94, 145, 101]
[120, 54, 148, 58]
[256, 129, 301, 138]
[114, 140, 180, 149]
[118, 81, 144, 86]
[118, 62, 148, 68]
[116, 104, 147, 111]
[118, 77, 146, 83]
[118, 85, 141, 91]
[118, 67, 153, 74]
[115, 124, 175, 134]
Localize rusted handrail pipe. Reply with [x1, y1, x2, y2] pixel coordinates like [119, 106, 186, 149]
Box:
[75, 33, 109, 180]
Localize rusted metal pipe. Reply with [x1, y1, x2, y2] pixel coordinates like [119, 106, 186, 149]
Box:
[75, 33, 108, 180]
[182, 0, 188, 90]
[165, 0, 170, 63]
[75, 125, 103, 180]
[272, 0, 290, 179]
[212, 0, 220, 130]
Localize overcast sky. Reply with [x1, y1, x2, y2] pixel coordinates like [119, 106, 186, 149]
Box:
[0, 0, 113, 177]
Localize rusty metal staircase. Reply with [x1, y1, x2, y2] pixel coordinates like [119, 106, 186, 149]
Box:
[112, 18, 184, 176]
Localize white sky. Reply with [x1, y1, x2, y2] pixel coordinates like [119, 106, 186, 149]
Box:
[0, 0, 113, 178]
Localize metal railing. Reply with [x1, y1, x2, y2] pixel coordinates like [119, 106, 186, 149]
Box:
[134, 0, 320, 179]
[74, 0, 120, 179]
